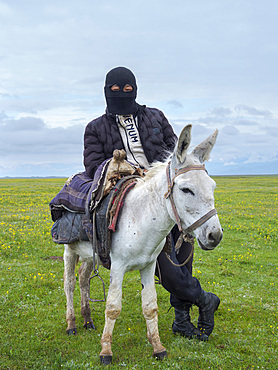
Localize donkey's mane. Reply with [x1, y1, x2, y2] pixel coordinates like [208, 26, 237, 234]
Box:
[145, 161, 168, 179]
[134, 159, 169, 190]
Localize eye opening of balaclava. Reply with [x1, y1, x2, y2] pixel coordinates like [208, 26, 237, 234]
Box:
[104, 66, 138, 115]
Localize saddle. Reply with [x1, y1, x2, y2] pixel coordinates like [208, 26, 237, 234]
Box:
[50, 150, 144, 269]
[89, 150, 144, 268]
[93, 175, 139, 268]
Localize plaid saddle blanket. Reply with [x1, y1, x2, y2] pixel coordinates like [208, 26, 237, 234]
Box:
[49, 152, 143, 268]
[49, 159, 111, 222]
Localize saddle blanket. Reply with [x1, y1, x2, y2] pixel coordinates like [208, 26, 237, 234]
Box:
[50, 176, 137, 269]
[49, 159, 111, 222]
[49, 154, 142, 268]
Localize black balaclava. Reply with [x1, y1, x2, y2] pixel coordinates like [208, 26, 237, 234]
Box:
[104, 66, 137, 115]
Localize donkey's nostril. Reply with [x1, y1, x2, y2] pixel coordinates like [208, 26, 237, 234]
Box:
[208, 232, 215, 241]
[208, 229, 223, 244]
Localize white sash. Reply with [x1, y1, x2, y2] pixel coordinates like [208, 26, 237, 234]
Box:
[117, 114, 150, 169]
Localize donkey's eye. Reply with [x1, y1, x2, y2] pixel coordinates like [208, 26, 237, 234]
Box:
[181, 188, 195, 196]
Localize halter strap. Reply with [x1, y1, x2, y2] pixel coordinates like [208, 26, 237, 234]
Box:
[164, 164, 206, 199]
[164, 162, 217, 234]
[162, 162, 218, 269]
[184, 208, 217, 234]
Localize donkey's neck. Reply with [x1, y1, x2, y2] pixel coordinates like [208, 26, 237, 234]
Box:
[131, 166, 175, 239]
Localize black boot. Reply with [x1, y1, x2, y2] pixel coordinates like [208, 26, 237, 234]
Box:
[172, 305, 208, 341]
[195, 290, 220, 336]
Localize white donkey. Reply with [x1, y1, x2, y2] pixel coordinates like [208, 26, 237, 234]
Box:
[63, 125, 223, 365]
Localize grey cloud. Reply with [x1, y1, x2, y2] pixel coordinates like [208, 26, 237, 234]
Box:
[243, 153, 278, 164]
[0, 92, 19, 99]
[3, 117, 45, 131]
[264, 126, 278, 137]
[245, 134, 269, 144]
[221, 125, 240, 135]
[192, 105, 275, 131]
[209, 107, 233, 116]
[190, 124, 214, 138]
[73, 76, 104, 86]
[234, 119, 256, 126]
[235, 104, 272, 118]
[167, 100, 183, 109]
[0, 116, 84, 156]
[5, 102, 50, 115]
[0, 111, 8, 120]
[197, 116, 225, 125]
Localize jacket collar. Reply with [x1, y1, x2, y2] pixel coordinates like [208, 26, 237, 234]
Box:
[105, 103, 146, 119]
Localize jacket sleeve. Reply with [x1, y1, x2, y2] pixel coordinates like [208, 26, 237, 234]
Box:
[159, 110, 177, 151]
[83, 120, 106, 178]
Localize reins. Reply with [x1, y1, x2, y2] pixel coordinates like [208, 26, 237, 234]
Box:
[163, 162, 217, 268]
[89, 209, 106, 302]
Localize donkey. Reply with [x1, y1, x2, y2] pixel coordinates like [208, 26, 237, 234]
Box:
[63, 124, 223, 365]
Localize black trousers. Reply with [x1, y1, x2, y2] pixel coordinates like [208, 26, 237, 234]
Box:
[155, 225, 201, 308]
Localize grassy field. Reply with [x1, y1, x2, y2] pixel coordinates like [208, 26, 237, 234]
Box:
[0, 176, 277, 369]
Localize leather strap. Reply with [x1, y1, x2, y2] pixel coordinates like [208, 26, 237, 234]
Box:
[164, 162, 217, 235]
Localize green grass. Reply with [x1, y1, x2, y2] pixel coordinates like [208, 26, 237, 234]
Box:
[0, 176, 277, 369]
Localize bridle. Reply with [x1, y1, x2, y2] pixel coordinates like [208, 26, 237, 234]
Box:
[163, 162, 217, 267]
[164, 162, 218, 234]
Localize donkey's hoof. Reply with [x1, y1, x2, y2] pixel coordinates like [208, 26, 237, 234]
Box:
[84, 321, 96, 330]
[153, 350, 167, 360]
[100, 355, 112, 365]
[66, 328, 77, 335]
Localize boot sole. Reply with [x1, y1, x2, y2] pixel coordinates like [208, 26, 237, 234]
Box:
[172, 325, 208, 341]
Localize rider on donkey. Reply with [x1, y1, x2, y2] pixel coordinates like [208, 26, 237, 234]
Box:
[83, 66, 220, 341]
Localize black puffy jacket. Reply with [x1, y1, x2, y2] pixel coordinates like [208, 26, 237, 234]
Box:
[83, 104, 177, 178]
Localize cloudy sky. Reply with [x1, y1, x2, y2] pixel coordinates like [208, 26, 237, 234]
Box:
[1, 0, 278, 177]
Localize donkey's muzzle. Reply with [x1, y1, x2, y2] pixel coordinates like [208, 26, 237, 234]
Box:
[198, 227, 223, 250]
[208, 228, 223, 246]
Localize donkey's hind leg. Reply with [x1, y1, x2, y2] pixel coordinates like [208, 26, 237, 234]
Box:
[64, 244, 78, 335]
[140, 262, 167, 360]
[79, 260, 96, 330]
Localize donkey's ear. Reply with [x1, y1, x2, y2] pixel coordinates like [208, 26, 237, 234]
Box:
[192, 129, 218, 163]
[176, 124, 192, 164]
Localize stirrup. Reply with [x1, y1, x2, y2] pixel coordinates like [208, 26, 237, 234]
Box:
[89, 270, 106, 302]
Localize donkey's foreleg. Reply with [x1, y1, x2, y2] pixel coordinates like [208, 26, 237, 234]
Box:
[99, 271, 124, 365]
[140, 262, 167, 360]
[64, 244, 78, 335]
[79, 261, 96, 330]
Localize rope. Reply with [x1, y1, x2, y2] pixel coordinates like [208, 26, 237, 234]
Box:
[165, 241, 194, 267]
[155, 260, 162, 285]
